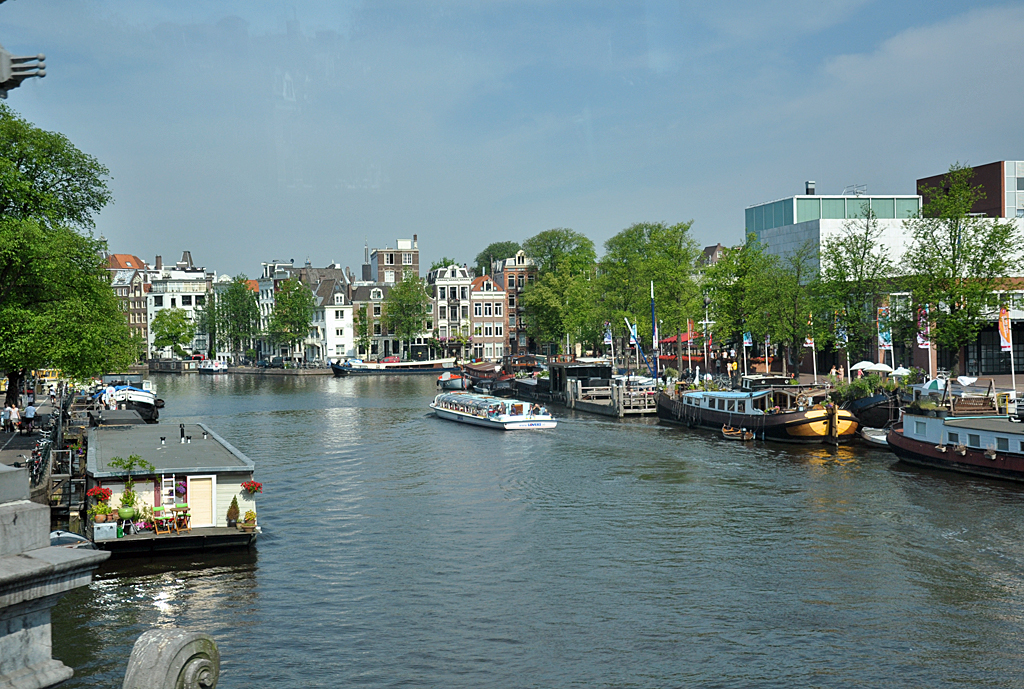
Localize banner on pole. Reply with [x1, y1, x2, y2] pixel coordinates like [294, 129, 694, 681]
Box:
[630, 323, 639, 346]
[804, 337, 815, 348]
[1000, 306, 1012, 352]
[743, 332, 752, 347]
[687, 319, 694, 341]
[917, 305, 930, 349]
[603, 327, 612, 345]
[877, 306, 893, 351]
[805, 312, 814, 348]
[835, 310, 848, 345]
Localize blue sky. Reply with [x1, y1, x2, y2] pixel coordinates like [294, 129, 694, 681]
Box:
[2, 1, 1021, 276]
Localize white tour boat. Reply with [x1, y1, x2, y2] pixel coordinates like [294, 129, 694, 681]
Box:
[198, 359, 229, 374]
[430, 392, 557, 430]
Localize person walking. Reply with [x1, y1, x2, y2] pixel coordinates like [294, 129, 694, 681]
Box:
[9, 404, 21, 435]
[23, 402, 36, 435]
[1, 404, 10, 433]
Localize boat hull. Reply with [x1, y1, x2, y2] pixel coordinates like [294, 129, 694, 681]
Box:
[656, 391, 858, 444]
[431, 405, 557, 430]
[334, 359, 460, 376]
[886, 424, 1024, 483]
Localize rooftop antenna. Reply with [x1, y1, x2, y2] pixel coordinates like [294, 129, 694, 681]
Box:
[842, 184, 867, 196]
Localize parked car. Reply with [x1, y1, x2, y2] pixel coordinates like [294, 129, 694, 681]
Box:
[256, 359, 269, 368]
[269, 357, 285, 369]
[191, 354, 206, 361]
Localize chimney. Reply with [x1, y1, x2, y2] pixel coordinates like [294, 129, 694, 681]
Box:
[413, 234, 418, 249]
[806, 181, 816, 195]
[155, 255, 163, 270]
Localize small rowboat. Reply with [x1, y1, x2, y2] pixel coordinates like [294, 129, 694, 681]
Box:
[860, 427, 889, 447]
[722, 425, 754, 441]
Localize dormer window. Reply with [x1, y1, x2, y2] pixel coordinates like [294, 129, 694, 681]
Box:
[370, 288, 383, 300]
[334, 294, 344, 305]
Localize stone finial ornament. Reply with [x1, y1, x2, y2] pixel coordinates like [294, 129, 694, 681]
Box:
[122, 629, 220, 689]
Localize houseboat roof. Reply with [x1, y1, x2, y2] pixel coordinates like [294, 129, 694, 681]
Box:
[86, 423, 254, 478]
[942, 416, 1022, 433]
[683, 389, 773, 399]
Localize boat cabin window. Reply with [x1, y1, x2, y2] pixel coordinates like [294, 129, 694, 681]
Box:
[968, 434, 981, 447]
[997, 437, 1009, 451]
[915, 421, 926, 435]
[1020, 440, 1024, 453]
[706, 399, 713, 408]
[718, 399, 726, 411]
[948, 432, 959, 444]
[737, 401, 745, 413]
[727, 400, 735, 412]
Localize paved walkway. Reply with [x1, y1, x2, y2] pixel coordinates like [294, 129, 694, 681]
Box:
[0, 401, 54, 467]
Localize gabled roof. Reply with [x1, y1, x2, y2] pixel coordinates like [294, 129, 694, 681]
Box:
[351, 284, 391, 302]
[471, 275, 504, 293]
[108, 254, 146, 270]
[246, 280, 259, 292]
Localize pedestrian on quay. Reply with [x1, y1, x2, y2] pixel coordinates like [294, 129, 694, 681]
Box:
[23, 402, 36, 435]
[829, 365, 837, 377]
[1, 404, 10, 433]
[9, 404, 21, 435]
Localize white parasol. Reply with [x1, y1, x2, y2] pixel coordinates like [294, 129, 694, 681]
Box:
[864, 362, 894, 373]
[891, 366, 913, 377]
[849, 360, 875, 371]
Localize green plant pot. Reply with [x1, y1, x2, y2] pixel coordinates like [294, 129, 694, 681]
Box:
[118, 507, 136, 520]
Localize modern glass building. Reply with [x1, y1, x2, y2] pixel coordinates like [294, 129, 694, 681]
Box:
[745, 191, 922, 262]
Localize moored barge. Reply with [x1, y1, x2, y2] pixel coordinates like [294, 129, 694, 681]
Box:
[657, 383, 859, 444]
[887, 414, 1024, 482]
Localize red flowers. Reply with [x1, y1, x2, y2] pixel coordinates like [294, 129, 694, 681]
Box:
[86, 486, 112, 502]
[241, 480, 262, 495]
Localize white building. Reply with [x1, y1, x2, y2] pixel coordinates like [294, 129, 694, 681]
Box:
[146, 252, 213, 358]
[427, 264, 472, 354]
[313, 278, 354, 363]
[746, 183, 922, 266]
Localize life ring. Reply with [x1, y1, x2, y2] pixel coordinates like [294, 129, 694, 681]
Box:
[796, 395, 809, 407]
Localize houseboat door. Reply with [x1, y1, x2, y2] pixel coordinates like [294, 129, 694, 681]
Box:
[187, 475, 216, 527]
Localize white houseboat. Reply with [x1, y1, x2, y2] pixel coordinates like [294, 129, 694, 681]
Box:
[430, 392, 557, 430]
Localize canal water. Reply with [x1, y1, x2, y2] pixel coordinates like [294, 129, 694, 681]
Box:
[53, 375, 1024, 687]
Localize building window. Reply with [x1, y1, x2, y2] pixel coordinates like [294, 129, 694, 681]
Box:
[373, 304, 382, 317]
[495, 324, 503, 337]
[484, 303, 492, 316]
[170, 297, 176, 308]
[997, 437, 1009, 451]
[373, 324, 381, 335]
[948, 432, 959, 444]
[509, 314, 516, 326]
[517, 275, 524, 289]
[461, 306, 468, 319]
[495, 303, 503, 317]
[196, 296, 205, 306]
[439, 306, 447, 320]
[508, 294, 515, 308]
[384, 270, 395, 283]
[519, 333, 528, 346]
[426, 320, 432, 330]
[439, 326, 447, 338]
[474, 344, 483, 358]
[461, 287, 468, 300]
[495, 344, 503, 358]
[403, 253, 413, 265]
[371, 288, 383, 300]
[968, 434, 980, 447]
[915, 421, 926, 435]
[474, 325, 482, 336]
[474, 303, 482, 316]
[335, 310, 344, 319]
[385, 253, 395, 265]
[182, 295, 192, 306]
[485, 324, 493, 337]
[336, 328, 344, 336]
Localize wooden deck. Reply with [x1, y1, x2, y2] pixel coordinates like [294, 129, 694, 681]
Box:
[95, 526, 257, 557]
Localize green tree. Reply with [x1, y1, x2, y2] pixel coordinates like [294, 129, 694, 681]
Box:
[474, 241, 521, 275]
[196, 292, 216, 358]
[772, 241, 819, 374]
[267, 278, 315, 356]
[151, 308, 197, 359]
[903, 163, 1024, 373]
[217, 275, 260, 362]
[353, 304, 372, 356]
[522, 228, 596, 276]
[383, 271, 431, 356]
[702, 234, 779, 351]
[0, 105, 131, 404]
[429, 258, 461, 272]
[599, 222, 700, 349]
[817, 205, 894, 357]
[519, 271, 594, 352]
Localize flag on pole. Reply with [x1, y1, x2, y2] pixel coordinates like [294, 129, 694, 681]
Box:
[743, 332, 752, 346]
[917, 305, 930, 349]
[878, 306, 893, 351]
[687, 319, 694, 341]
[999, 306, 1012, 352]
[835, 310, 848, 345]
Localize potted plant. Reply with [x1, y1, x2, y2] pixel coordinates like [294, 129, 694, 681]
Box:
[86, 486, 113, 523]
[107, 454, 155, 520]
[175, 480, 187, 501]
[239, 509, 257, 532]
[226, 495, 240, 528]
[240, 480, 262, 496]
[88, 501, 113, 523]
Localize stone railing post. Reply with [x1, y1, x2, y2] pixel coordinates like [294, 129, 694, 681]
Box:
[122, 629, 219, 689]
